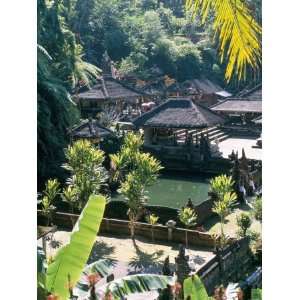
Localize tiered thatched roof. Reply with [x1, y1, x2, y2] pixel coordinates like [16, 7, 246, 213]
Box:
[75, 75, 145, 101]
[238, 84, 262, 101]
[182, 78, 232, 97]
[69, 119, 114, 139]
[211, 100, 262, 113]
[211, 84, 262, 113]
[133, 98, 225, 129]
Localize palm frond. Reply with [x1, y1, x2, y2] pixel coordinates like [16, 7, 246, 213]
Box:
[186, 0, 261, 81]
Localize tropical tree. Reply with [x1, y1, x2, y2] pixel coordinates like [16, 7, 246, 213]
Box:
[252, 196, 262, 222]
[38, 194, 107, 300]
[186, 0, 262, 81]
[236, 213, 252, 238]
[212, 191, 237, 247]
[147, 214, 159, 242]
[37, 0, 100, 188]
[39, 179, 60, 226]
[112, 133, 162, 239]
[119, 154, 162, 238]
[110, 132, 144, 183]
[209, 174, 235, 201]
[178, 207, 197, 248]
[62, 140, 108, 209]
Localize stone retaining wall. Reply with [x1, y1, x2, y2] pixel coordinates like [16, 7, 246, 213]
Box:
[37, 210, 216, 248]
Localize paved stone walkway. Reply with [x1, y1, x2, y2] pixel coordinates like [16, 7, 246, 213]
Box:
[218, 137, 262, 160]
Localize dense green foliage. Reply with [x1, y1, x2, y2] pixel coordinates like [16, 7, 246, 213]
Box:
[236, 212, 252, 237]
[37, 0, 100, 187]
[252, 196, 262, 222]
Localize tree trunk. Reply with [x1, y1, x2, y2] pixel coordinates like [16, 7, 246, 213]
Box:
[130, 219, 135, 239]
[185, 230, 188, 249]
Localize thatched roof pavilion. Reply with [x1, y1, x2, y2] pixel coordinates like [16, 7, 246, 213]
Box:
[237, 84, 262, 101]
[75, 75, 145, 102]
[182, 78, 231, 98]
[133, 98, 225, 129]
[133, 98, 225, 148]
[69, 119, 114, 142]
[211, 100, 262, 114]
[74, 75, 148, 116]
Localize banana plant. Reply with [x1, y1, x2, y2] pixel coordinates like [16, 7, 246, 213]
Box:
[40, 194, 106, 300]
[74, 259, 115, 297]
[183, 274, 210, 300]
[97, 274, 175, 299]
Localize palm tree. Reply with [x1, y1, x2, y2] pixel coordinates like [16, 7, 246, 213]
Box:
[147, 214, 159, 242]
[186, 0, 261, 81]
[178, 207, 197, 248]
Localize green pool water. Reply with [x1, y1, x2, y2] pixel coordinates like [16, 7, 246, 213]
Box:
[111, 174, 211, 209]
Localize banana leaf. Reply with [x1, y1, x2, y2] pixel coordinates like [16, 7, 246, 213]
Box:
[183, 274, 209, 300]
[75, 259, 115, 294]
[37, 247, 47, 299]
[46, 194, 106, 300]
[99, 274, 175, 299]
[225, 283, 239, 300]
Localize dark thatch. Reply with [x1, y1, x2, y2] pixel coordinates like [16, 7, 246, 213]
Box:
[75, 75, 145, 101]
[132, 98, 225, 129]
[235, 84, 262, 101]
[182, 78, 232, 97]
[253, 115, 262, 124]
[69, 119, 114, 139]
[211, 100, 262, 113]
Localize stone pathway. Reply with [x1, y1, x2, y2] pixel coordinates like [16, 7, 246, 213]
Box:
[218, 137, 262, 160]
[38, 231, 215, 277]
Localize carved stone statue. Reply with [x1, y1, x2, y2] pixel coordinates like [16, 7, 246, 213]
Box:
[162, 256, 172, 276]
[186, 198, 194, 210]
[175, 244, 191, 284]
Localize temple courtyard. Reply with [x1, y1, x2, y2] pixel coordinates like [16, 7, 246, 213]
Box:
[218, 136, 262, 160]
[39, 231, 215, 279]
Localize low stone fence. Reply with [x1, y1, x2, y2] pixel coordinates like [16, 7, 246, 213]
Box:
[37, 210, 216, 248]
[197, 238, 252, 294]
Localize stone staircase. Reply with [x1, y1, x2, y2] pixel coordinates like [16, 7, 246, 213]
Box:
[175, 126, 230, 144]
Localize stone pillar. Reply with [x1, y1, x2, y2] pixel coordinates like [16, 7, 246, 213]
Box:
[166, 220, 176, 242]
